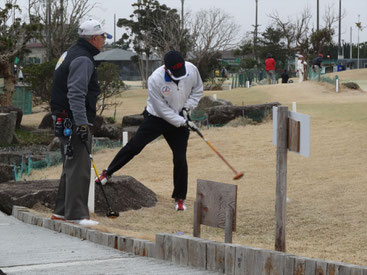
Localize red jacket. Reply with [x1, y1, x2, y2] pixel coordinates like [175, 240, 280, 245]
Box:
[265, 58, 276, 71]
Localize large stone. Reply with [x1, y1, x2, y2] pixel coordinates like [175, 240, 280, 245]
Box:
[38, 112, 53, 129]
[0, 112, 17, 145]
[0, 175, 157, 215]
[206, 102, 280, 125]
[122, 114, 144, 127]
[0, 164, 14, 183]
[0, 106, 22, 129]
[195, 96, 233, 111]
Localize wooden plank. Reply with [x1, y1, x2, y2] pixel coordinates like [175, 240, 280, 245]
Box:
[225, 207, 233, 243]
[316, 260, 328, 275]
[154, 234, 165, 260]
[197, 179, 237, 231]
[288, 118, 301, 152]
[172, 235, 189, 266]
[234, 246, 246, 275]
[305, 258, 316, 275]
[225, 244, 239, 275]
[193, 200, 201, 238]
[285, 256, 295, 275]
[207, 242, 225, 273]
[187, 237, 209, 269]
[275, 105, 288, 252]
[294, 257, 306, 275]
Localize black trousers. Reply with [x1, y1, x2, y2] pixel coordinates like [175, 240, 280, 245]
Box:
[107, 114, 190, 200]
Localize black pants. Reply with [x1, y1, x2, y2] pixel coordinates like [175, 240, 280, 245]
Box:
[107, 114, 190, 200]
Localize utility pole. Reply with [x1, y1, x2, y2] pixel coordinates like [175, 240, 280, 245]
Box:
[338, 0, 342, 59]
[180, 0, 184, 31]
[254, 0, 258, 62]
[316, 0, 319, 31]
[357, 15, 361, 69]
[46, 0, 52, 61]
[114, 14, 116, 43]
[350, 27, 352, 60]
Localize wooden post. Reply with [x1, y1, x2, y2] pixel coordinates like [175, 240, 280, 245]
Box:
[225, 207, 233, 243]
[193, 198, 202, 238]
[275, 106, 288, 252]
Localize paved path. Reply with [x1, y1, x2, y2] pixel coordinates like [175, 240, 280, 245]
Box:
[0, 212, 219, 275]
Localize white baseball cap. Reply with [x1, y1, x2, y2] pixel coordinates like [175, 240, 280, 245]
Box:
[78, 18, 112, 39]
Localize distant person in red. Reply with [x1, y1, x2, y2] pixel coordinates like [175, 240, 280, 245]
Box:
[265, 53, 276, 84]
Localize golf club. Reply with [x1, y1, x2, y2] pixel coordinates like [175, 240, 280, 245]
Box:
[193, 127, 244, 180]
[83, 142, 119, 218]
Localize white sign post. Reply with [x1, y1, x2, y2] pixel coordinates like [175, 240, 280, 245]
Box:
[272, 105, 310, 252]
[88, 167, 95, 213]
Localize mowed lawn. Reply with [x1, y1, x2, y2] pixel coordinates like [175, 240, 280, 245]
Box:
[25, 69, 367, 266]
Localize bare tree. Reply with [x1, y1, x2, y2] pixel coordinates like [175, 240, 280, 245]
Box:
[0, 0, 41, 105]
[189, 8, 240, 66]
[29, 0, 95, 60]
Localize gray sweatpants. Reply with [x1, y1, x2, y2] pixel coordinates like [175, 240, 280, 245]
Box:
[54, 129, 91, 220]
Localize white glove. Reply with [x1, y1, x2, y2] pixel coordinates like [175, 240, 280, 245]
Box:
[182, 108, 190, 120]
[185, 120, 198, 131]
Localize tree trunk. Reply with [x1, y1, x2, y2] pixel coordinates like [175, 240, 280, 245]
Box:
[0, 57, 16, 106]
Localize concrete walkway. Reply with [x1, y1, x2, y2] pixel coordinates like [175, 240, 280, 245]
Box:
[0, 211, 219, 275]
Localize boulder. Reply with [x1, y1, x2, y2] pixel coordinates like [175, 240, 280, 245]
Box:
[207, 102, 280, 125]
[122, 114, 144, 127]
[0, 164, 14, 183]
[122, 126, 139, 142]
[0, 175, 157, 216]
[38, 112, 53, 129]
[94, 124, 122, 140]
[0, 106, 22, 129]
[0, 112, 17, 145]
[195, 96, 232, 111]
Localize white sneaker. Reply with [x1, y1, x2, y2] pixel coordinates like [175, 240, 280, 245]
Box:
[69, 219, 99, 226]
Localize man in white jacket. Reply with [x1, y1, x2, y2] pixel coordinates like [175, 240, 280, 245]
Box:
[97, 51, 203, 211]
[297, 55, 307, 83]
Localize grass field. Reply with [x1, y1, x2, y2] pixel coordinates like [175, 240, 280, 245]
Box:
[24, 69, 367, 266]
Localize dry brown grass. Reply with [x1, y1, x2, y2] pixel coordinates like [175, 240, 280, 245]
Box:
[25, 73, 367, 266]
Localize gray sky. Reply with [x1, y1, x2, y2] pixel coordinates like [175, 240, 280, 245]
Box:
[16, 0, 367, 44]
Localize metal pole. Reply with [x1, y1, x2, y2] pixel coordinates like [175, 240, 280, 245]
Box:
[317, 0, 319, 31]
[181, 0, 184, 31]
[338, 0, 342, 59]
[357, 15, 360, 69]
[254, 0, 258, 62]
[114, 14, 116, 43]
[350, 27, 353, 60]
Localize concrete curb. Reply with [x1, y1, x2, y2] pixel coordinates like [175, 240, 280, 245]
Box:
[12, 206, 367, 275]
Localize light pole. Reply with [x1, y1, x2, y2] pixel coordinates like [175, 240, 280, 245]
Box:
[338, 0, 342, 59]
[254, 0, 258, 62]
[356, 15, 361, 69]
[180, 0, 184, 31]
[317, 0, 319, 31]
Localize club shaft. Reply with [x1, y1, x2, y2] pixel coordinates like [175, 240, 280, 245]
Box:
[84, 143, 112, 210]
[195, 129, 239, 175]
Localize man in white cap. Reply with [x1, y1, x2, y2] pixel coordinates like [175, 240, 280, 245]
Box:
[297, 55, 307, 83]
[50, 19, 112, 226]
[97, 50, 203, 211]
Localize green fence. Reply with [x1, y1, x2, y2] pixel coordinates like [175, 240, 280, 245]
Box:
[11, 86, 32, 114]
[231, 69, 267, 88]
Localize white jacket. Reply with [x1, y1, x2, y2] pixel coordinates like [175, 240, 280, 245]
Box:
[146, 62, 203, 127]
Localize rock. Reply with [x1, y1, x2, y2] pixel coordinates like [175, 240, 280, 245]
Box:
[38, 112, 53, 129]
[0, 164, 14, 183]
[342, 82, 360, 90]
[0, 176, 157, 216]
[47, 137, 61, 152]
[0, 112, 17, 145]
[0, 106, 22, 129]
[122, 114, 144, 127]
[207, 102, 280, 125]
[195, 96, 232, 112]
[95, 124, 122, 140]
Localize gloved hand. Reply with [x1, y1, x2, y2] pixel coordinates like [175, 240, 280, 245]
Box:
[181, 107, 190, 120]
[76, 125, 89, 143]
[185, 120, 198, 131]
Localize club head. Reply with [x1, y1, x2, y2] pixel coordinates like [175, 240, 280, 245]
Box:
[106, 210, 119, 219]
[233, 172, 244, 180]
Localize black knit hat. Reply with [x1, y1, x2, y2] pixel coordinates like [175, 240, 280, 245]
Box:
[164, 51, 187, 80]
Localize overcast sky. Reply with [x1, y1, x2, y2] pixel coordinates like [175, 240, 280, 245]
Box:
[16, 0, 367, 44]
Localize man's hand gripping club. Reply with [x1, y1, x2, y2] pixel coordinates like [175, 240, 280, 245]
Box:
[181, 107, 198, 131]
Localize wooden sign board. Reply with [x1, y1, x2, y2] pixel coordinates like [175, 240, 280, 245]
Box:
[196, 179, 237, 231]
[273, 107, 310, 157]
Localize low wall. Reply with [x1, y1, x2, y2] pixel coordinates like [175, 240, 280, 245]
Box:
[12, 206, 367, 275]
